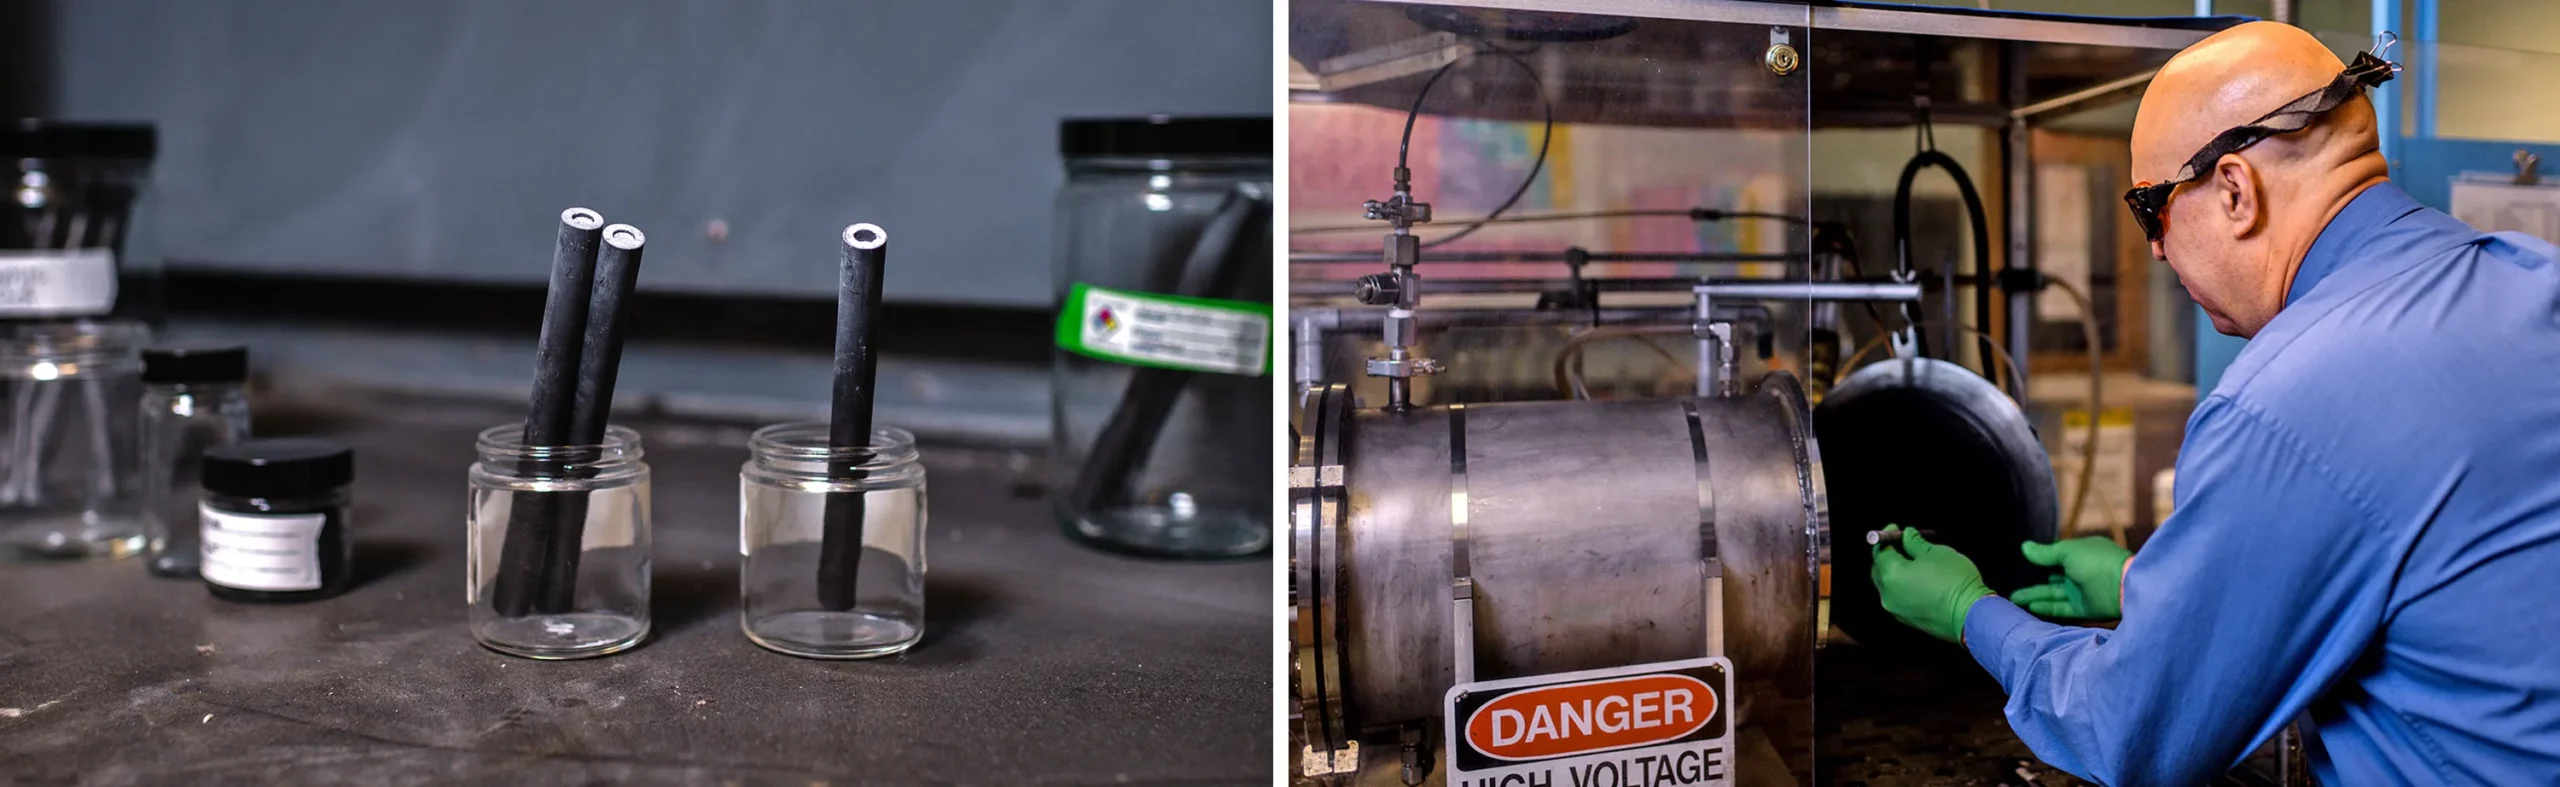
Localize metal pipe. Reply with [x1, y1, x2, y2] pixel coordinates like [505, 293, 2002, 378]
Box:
[1293, 313, 1325, 392]
[2374, 0, 2402, 165]
[1694, 280, 1921, 301]
[2003, 45, 2035, 401]
[2414, 0, 2436, 140]
[1292, 277, 1707, 296]
[1291, 250, 1798, 264]
[1302, 306, 1691, 331]
[2008, 70, 2157, 120]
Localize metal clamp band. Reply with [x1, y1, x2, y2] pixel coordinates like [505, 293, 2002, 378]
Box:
[1682, 399, 1727, 658]
[1291, 384, 1355, 752]
[1761, 372, 1834, 646]
[1448, 404, 1478, 686]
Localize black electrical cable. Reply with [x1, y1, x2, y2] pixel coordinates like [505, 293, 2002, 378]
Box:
[1423, 52, 1552, 249]
[1397, 62, 1459, 174]
[1891, 149, 1994, 386]
[1384, 48, 1556, 250]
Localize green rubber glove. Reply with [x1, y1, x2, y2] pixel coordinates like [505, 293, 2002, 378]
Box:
[1868, 525, 1996, 643]
[2009, 537, 2133, 619]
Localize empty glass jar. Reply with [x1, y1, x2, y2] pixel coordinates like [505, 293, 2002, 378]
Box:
[0, 319, 149, 560]
[739, 422, 926, 659]
[467, 424, 650, 659]
[139, 344, 253, 577]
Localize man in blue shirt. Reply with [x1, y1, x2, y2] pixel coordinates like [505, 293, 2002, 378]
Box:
[1869, 21, 2560, 784]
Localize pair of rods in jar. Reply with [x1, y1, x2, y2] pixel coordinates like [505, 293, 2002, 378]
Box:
[491, 208, 646, 617]
[4, 184, 132, 506]
[487, 212, 889, 618]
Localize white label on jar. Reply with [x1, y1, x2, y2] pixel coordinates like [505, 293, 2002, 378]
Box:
[199, 504, 325, 592]
[0, 249, 118, 317]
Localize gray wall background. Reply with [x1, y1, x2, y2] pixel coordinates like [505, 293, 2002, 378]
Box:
[40, 0, 1271, 307]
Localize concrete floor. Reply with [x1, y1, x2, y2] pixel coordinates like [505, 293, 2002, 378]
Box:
[0, 399, 1272, 785]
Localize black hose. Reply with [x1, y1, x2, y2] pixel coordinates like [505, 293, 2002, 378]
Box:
[1386, 50, 1555, 250]
[1421, 52, 1552, 249]
[1891, 150, 1994, 386]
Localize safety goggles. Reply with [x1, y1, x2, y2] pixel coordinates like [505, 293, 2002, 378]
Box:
[2122, 42, 2401, 241]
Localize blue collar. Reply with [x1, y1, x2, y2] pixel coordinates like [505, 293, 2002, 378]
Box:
[2288, 181, 2428, 305]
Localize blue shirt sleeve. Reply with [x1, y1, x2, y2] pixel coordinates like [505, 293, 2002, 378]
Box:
[1960, 396, 2395, 786]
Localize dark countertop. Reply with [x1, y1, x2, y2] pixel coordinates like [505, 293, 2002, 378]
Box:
[0, 401, 1273, 785]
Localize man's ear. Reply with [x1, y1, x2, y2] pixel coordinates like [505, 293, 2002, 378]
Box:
[2210, 154, 2265, 239]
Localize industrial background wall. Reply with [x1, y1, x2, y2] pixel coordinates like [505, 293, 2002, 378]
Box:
[23, 0, 1272, 307]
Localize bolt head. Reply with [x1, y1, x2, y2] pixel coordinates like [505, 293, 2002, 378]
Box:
[1765, 43, 1801, 76]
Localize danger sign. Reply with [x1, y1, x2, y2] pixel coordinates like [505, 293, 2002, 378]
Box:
[1445, 657, 1734, 787]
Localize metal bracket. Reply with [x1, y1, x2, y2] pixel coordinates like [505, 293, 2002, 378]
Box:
[1288, 465, 1345, 492]
[1365, 356, 1444, 378]
[1301, 741, 1362, 783]
[1315, 32, 1473, 93]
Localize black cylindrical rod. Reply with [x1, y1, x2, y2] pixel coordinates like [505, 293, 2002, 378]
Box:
[818, 223, 888, 611]
[537, 223, 646, 614]
[493, 207, 604, 618]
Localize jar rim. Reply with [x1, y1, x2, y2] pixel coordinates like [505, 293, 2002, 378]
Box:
[0, 319, 149, 364]
[749, 421, 918, 464]
[475, 423, 645, 461]
[1064, 154, 1271, 172]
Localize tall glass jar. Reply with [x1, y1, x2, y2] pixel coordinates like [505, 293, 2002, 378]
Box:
[3, 121, 158, 322]
[1050, 115, 1273, 558]
[467, 424, 650, 660]
[739, 422, 927, 659]
[138, 344, 253, 577]
[0, 320, 149, 560]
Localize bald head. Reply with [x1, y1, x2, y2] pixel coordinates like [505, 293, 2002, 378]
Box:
[2133, 22, 2362, 183]
[2130, 21, 2390, 338]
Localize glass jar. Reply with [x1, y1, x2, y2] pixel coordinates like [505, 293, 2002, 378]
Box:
[199, 438, 351, 602]
[1050, 115, 1273, 557]
[139, 344, 253, 577]
[4, 121, 158, 322]
[739, 422, 926, 659]
[0, 319, 149, 560]
[467, 424, 650, 660]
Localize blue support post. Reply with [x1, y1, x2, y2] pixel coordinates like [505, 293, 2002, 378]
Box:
[2415, 0, 2438, 140]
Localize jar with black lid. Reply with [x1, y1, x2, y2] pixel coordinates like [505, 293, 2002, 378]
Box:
[199, 438, 353, 602]
[1050, 115, 1273, 558]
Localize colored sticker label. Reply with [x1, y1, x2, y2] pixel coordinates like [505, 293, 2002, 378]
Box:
[1055, 283, 1270, 376]
[1446, 656, 1736, 787]
[200, 505, 325, 592]
[0, 249, 118, 317]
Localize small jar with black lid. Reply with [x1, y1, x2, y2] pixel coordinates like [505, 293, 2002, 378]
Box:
[139, 344, 253, 577]
[199, 438, 353, 602]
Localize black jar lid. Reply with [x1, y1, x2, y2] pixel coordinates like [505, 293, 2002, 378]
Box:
[204, 439, 353, 499]
[1059, 115, 1271, 159]
[1, 119, 158, 160]
[142, 344, 249, 384]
